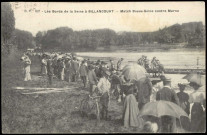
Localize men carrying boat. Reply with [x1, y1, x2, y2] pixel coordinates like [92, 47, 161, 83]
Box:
[138, 55, 145, 67]
[144, 56, 150, 70]
[151, 57, 157, 70]
[117, 58, 124, 71]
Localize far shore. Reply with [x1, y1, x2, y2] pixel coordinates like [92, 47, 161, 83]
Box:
[42, 46, 205, 53]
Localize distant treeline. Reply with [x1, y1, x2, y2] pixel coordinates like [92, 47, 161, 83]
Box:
[15, 22, 205, 51]
[36, 22, 205, 51]
[1, 3, 205, 54]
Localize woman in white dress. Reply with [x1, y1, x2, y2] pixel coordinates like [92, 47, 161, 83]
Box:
[41, 57, 47, 75]
[23, 57, 32, 81]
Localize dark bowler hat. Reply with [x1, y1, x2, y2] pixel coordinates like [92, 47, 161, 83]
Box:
[163, 77, 171, 82]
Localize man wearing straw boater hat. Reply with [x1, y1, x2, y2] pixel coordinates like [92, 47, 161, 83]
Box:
[156, 76, 180, 133]
[156, 77, 179, 105]
[88, 64, 98, 95]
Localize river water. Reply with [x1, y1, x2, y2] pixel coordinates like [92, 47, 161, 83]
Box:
[77, 50, 206, 93]
[77, 50, 205, 69]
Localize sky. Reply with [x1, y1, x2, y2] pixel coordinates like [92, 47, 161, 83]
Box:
[10, 2, 205, 36]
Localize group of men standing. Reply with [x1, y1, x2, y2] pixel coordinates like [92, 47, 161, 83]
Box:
[40, 54, 82, 85]
[39, 52, 126, 88]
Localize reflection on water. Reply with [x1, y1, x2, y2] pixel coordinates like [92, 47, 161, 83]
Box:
[77, 50, 205, 69]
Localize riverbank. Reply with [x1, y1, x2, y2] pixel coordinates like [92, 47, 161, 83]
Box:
[44, 46, 205, 53]
[1, 53, 125, 133]
[2, 51, 205, 133]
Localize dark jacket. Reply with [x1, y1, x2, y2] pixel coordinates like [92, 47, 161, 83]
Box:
[156, 86, 180, 105]
[111, 74, 123, 85]
[71, 60, 79, 74]
[136, 77, 152, 104]
[177, 92, 190, 115]
[47, 59, 53, 76]
[94, 66, 102, 78]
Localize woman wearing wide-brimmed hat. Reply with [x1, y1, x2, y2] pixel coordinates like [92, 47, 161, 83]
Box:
[121, 82, 143, 130]
[177, 83, 190, 115]
[41, 55, 47, 75]
[23, 56, 32, 81]
[188, 81, 205, 132]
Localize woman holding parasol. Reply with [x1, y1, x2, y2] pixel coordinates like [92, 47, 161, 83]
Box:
[183, 73, 206, 132]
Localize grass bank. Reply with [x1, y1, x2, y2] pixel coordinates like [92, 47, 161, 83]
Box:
[1, 52, 125, 133]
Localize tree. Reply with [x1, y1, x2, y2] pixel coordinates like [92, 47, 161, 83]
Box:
[35, 31, 43, 46]
[1, 2, 15, 54]
[14, 29, 35, 50]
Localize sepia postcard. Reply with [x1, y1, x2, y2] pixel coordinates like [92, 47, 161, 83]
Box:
[1, 2, 206, 134]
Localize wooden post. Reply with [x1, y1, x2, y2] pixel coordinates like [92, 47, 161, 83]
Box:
[197, 57, 199, 70]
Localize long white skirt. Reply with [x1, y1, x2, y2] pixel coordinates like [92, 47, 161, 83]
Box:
[24, 66, 31, 81]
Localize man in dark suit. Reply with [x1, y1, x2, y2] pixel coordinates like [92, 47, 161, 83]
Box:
[156, 77, 179, 105]
[47, 56, 54, 85]
[71, 57, 79, 82]
[156, 77, 180, 133]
